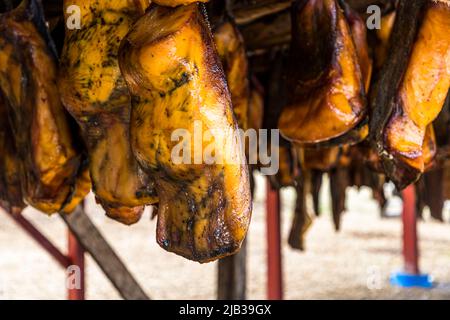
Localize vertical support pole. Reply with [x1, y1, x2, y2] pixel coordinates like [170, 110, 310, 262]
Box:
[61, 206, 150, 300]
[217, 240, 247, 300]
[6, 211, 71, 268]
[266, 179, 282, 300]
[390, 184, 432, 288]
[67, 229, 85, 300]
[402, 184, 419, 275]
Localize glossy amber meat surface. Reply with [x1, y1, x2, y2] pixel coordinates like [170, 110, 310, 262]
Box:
[344, 3, 372, 92]
[0, 1, 87, 214]
[0, 92, 24, 214]
[278, 0, 366, 145]
[383, 2, 450, 185]
[312, 3, 371, 147]
[59, 0, 156, 224]
[300, 146, 340, 171]
[119, 4, 251, 262]
[60, 162, 91, 214]
[214, 21, 250, 131]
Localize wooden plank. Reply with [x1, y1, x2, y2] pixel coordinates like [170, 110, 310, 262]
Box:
[233, 0, 292, 25]
[217, 240, 247, 300]
[241, 10, 291, 52]
[60, 207, 150, 300]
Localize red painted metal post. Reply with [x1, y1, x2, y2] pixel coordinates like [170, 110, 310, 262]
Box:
[5, 210, 86, 298]
[67, 230, 85, 300]
[266, 179, 283, 300]
[401, 184, 419, 275]
[6, 212, 71, 268]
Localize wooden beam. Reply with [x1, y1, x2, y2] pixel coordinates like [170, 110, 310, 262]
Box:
[60, 207, 150, 300]
[42, 0, 63, 19]
[240, 10, 291, 51]
[266, 180, 283, 300]
[233, 0, 292, 25]
[217, 240, 247, 300]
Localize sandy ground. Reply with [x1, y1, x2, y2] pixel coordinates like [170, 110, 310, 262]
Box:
[1, 173, 450, 300]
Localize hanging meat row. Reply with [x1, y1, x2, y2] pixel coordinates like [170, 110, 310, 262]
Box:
[0, 0, 449, 260]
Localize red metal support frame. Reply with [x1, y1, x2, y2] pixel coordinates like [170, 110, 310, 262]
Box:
[6, 211, 71, 268]
[401, 184, 419, 275]
[4, 210, 85, 300]
[4, 204, 149, 299]
[266, 179, 283, 300]
[391, 183, 432, 288]
[68, 230, 85, 300]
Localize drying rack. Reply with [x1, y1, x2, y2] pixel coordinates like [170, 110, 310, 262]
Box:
[2, 177, 284, 300]
[2, 176, 426, 300]
[3, 202, 149, 300]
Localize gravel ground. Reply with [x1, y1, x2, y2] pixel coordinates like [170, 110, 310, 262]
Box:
[1, 174, 450, 300]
